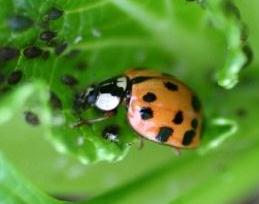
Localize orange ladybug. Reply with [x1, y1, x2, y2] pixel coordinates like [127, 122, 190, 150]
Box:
[74, 69, 202, 149]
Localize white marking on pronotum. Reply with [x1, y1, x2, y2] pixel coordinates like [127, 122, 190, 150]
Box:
[95, 93, 120, 111]
[117, 77, 127, 90]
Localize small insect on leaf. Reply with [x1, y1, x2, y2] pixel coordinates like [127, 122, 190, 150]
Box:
[102, 125, 120, 143]
[23, 46, 43, 59]
[24, 111, 40, 126]
[40, 30, 56, 42]
[7, 70, 23, 85]
[61, 74, 78, 86]
[55, 42, 68, 55]
[46, 7, 64, 20]
[7, 15, 34, 32]
[49, 91, 63, 110]
[0, 47, 20, 62]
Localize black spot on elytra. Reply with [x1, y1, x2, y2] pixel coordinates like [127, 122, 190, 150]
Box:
[23, 46, 42, 58]
[7, 70, 22, 85]
[24, 111, 40, 126]
[164, 81, 178, 91]
[7, 15, 34, 32]
[46, 7, 64, 20]
[191, 118, 198, 129]
[0, 47, 20, 62]
[173, 111, 183, 124]
[61, 74, 78, 86]
[156, 127, 173, 142]
[140, 107, 153, 120]
[40, 30, 56, 42]
[142, 92, 157, 102]
[131, 76, 152, 84]
[191, 95, 201, 112]
[182, 129, 196, 145]
[102, 125, 120, 143]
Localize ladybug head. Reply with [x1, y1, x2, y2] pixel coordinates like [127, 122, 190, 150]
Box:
[74, 76, 129, 112]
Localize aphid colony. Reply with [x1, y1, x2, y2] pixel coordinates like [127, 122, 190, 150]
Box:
[2, 6, 203, 150]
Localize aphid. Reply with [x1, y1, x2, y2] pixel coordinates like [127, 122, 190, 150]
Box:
[23, 46, 42, 58]
[236, 108, 247, 118]
[61, 74, 78, 86]
[24, 111, 40, 126]
[40, 30, 56, 42]
[46, 7, 64, 20]
[49, 91, 63, 110]
[7, 70, 22, 85]
[66, 49, 80, 59]
[7, 15, 33, 32]
[76, 61, 87, 71]
[74, 69, 202, 149]
[0, 47, 19, 61]
[55, 42, 67, 55]
[102, 125, 120, 143]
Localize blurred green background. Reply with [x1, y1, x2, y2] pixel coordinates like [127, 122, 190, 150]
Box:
[0, 0, 259, 203]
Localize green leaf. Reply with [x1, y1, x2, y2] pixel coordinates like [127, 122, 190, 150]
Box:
[197, 0, 252, 89]
[0, 0, 249, 164]
[0, 0, 258, 203]
[0, 152, 66, 204]
[82, 68, 259, 203]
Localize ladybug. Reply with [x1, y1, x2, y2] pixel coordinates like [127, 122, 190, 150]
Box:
[74, 69, 202, 149]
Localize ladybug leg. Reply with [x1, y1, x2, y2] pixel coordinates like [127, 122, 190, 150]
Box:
[138, 137, 144, 150]
[73, 111, 115, 128]
[172, 147, 181, 156]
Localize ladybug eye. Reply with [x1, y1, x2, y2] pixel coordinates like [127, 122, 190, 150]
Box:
[86, 86, 98, 105]
[73, 85, 97, 112]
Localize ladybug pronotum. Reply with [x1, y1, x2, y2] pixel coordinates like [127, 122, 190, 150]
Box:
[75, 69, 202, 149]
